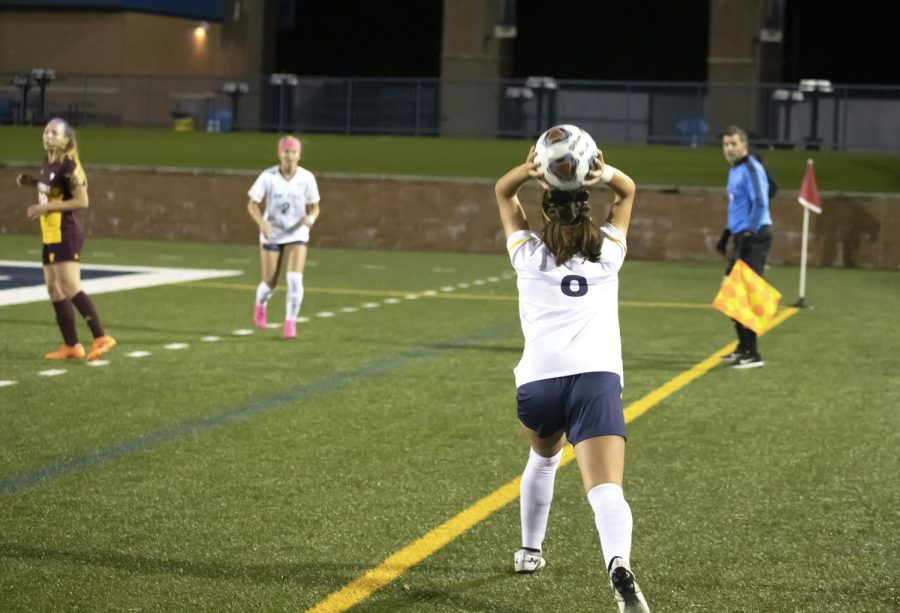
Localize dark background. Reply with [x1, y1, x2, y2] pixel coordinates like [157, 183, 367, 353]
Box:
[275, 0, 900, 84]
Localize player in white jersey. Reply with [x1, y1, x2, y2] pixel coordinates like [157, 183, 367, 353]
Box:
[496, 147, 650, 612]
[246, 135, 321, 339]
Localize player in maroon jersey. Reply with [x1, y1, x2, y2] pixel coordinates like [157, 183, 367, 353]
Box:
[16, 118, 116, 361]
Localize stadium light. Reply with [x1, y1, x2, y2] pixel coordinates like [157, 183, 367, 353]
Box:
[30, 68, 55, 125]
[269, 74, 299, 132]
[12, 75, 31, 125]
[525, 76, 558, 138]
[223, 81, 250, 131]
[193, 21, 210, 44]
[772, 88, 804, 147]
[799, 79, 833, 150]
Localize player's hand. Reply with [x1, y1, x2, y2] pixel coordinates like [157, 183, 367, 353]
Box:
[26, 203, 45, 220]
[301, 215, 316, 228]
[582, 150, 606, 188]
[716, 228, 732, 255]
[259, 220, 273, 240]
[16, 174, 38, 187]
[526, 146, 549, 189]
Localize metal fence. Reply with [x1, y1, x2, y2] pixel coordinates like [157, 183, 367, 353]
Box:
[1, 72, 898, 152]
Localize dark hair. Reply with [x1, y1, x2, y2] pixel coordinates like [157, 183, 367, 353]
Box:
[722, 125, 748, 143]
[541, 189, 604, 266]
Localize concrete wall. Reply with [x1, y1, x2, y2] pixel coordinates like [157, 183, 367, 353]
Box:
[440, 0, 513, 136]
[1, 166, 897, 270]
[706, 0, 783, 138]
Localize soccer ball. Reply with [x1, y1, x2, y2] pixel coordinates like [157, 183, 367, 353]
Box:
[534, 124, 598, 190]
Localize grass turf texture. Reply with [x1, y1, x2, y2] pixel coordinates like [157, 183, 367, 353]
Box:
[1, 235, 898, 612]
[1, 126, 899, 193]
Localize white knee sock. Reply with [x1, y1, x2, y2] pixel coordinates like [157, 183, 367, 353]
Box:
[520, 447, 563, 551]
[285, 272, 304, 321]
[587, 482, 633, 570]
[255, 281, 274, 306]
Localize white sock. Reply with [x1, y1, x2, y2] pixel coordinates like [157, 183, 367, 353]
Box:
[285, 272, 304, 321]
[587, 482, 633, 570]
[255, 282, 274, 307]
[520, 447, 563, 551]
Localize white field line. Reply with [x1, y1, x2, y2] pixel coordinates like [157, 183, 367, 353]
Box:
[0, 260, 241, 307]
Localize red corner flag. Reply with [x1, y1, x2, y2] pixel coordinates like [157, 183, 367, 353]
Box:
[798, 159, 822, 214]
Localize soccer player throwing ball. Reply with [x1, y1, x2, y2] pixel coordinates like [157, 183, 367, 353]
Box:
[16, 118, 116, 361]
[495, 147, 650, 612]
[246, 135, 321, 338]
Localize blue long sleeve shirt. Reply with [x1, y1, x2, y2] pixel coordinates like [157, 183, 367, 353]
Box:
[726, 156, 772, 233]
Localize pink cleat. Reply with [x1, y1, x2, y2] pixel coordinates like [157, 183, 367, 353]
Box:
[283, 319, 297, 339]
[254, 304, 267, 329]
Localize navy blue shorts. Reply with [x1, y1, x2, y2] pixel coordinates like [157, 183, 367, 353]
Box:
[517, 372, 626, 445]
[262, 240, 307, 252]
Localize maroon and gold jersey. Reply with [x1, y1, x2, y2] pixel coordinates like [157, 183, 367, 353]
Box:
[37, 154, 86, 245]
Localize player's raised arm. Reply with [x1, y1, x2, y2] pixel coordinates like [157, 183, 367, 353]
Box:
[584, 151, 636, 237]
[494, 147, 540, 237]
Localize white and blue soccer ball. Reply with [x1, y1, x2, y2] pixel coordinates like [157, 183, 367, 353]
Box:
[534, 124, 598, 190]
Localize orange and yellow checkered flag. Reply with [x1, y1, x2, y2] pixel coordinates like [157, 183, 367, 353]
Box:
[713, 259, 782, 334]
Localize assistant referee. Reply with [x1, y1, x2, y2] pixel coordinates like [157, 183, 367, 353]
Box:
[717, 125, 774, 369]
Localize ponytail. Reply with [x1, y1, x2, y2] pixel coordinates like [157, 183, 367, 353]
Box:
[541, 189, 604, 266]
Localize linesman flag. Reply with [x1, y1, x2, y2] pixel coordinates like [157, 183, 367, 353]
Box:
[798, 159, 822, 213]
[713, 259, 782, 334]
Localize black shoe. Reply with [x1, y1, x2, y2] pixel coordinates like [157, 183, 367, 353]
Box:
[720, 350, 743, 363]
[730, 352, 764, 369]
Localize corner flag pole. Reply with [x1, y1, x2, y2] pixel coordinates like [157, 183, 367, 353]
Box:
[797, 204, 810, 307]
[793, 159, 822, 308]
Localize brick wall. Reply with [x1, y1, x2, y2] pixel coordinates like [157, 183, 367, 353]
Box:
[2, 166, 898, 269]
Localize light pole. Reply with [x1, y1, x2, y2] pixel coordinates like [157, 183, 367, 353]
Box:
[12, 75, 31, 125]
[269, 73, 298, 133]
[31, 68, 56, 125]
[771, 88, 804, 147]
[799, 79, 832, 150]
[525, 76, 557, 138]
[223, 81, 249, 131]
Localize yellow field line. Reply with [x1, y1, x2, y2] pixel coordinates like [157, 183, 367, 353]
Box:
[304, 306, 799, 613]
[173, 281, 712, 308]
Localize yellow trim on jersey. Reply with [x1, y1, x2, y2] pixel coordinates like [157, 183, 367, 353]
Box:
[602, 232, 627, 254]
[507, 236, 534, 253]
[40, 212, 63, 244]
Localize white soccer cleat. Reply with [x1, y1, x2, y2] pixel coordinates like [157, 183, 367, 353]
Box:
[514, 548, 546, 573]
[608, 557, 651, 612]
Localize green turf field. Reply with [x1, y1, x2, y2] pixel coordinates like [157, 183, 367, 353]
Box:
[1, 235, 898, 612]
[2, 126, 898, 193]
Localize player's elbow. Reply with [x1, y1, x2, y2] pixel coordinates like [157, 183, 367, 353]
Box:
[494, 182, 514, 204]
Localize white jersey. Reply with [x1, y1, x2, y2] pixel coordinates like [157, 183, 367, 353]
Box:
[248, 165, 320, 244]
[507, 223, 627, 388]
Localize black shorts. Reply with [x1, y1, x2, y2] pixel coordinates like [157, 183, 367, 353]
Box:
[727, 225, 772, 276]
[516, 372, 626, 446]
[42, 234, 84, 265]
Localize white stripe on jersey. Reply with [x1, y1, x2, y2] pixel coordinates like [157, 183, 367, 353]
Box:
[508, 223, 627, 388]
[248, 165, 321, 244]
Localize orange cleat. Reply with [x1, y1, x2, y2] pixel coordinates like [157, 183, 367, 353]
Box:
[87, 335, 117, 361]
[45, 343, 86, 360]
